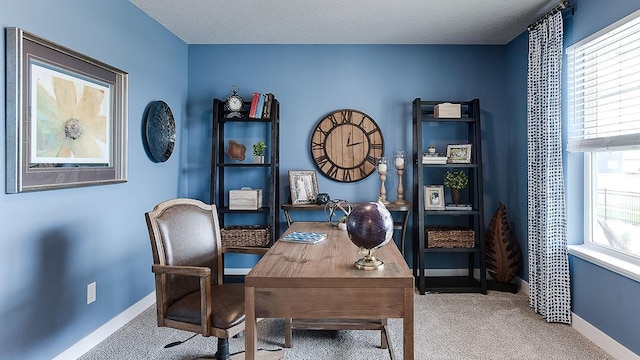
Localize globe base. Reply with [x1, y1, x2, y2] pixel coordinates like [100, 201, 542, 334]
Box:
[354, 249, 384, 270]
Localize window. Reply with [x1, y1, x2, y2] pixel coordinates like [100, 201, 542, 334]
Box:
[567, 9, 640, 266]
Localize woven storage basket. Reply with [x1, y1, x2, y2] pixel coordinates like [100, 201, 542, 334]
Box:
[220, 225, 269, 247]
[425, 226, 474, 248]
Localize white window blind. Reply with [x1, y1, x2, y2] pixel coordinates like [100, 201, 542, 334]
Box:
[567, 9, 640, 152]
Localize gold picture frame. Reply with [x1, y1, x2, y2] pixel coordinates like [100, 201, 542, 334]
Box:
[5, 27, 128, 193]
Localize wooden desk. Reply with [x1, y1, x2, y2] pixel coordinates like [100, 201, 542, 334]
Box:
[280, 202, 412, 258]
[244, 222, 414, 360]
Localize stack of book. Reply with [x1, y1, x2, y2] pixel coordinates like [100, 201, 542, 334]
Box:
[422, 152, 448, 164]
[280, 231, 327, 244]
[445, 203, 472, 211]
[249, 92, 275, 119]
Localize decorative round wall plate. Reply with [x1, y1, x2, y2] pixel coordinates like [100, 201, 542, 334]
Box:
[145, 100, 176, 162]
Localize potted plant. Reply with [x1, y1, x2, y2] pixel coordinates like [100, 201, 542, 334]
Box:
[252, 141, 267, 164]
[427, 145, 436, 154]
[444, 170, 468, 204]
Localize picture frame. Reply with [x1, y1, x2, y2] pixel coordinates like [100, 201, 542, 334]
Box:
[289, 170, 319, 205]
[5, 27, 128, 193]
[424, 185, 445, 210]
[446, 144, 472, 164]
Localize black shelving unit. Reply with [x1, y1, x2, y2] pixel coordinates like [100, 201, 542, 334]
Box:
[211, 98, 280, 250]
[412, 98, 487, 295]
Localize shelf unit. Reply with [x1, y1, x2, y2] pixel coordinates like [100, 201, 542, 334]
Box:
[412, 98, 487, 295]
[210, 98, 280, 252]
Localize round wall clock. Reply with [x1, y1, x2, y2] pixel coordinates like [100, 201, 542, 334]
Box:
[144, 100, 176, 163]
[310, 109, 384, 183]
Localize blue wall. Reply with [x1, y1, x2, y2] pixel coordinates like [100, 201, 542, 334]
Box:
[186, 44, 510, 267]
[0, 0, 187, 359]
[505, 0, 640, 355]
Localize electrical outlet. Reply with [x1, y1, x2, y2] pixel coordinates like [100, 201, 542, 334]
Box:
[87, 282, 96, 304]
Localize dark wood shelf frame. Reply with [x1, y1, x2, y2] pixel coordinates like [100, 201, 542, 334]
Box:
[211, 98, 280, 250]
[412, 98, 487, 295]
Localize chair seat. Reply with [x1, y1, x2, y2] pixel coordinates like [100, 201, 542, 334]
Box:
[167, 283, 245, 329]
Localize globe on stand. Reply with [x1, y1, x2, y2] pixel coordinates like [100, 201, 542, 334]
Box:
[346, 200, 394, 270]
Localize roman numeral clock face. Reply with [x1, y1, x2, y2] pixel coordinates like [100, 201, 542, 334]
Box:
[310, 109, 384, 182]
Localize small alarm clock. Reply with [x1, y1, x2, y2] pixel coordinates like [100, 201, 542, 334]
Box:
[225, 85, 243, 118]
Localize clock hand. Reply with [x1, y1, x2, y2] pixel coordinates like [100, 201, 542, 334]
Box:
[346, 141, 364, 147]
[346, 132, 352, 145]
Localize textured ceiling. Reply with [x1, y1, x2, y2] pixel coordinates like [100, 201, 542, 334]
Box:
[130, 0, 561, 45]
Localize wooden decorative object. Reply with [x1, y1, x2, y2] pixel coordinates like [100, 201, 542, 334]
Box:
[485, 202, 522, 283]
[226, 139, 246, 161]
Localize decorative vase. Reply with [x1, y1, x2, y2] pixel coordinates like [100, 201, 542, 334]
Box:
[451, 188, 461, 204]
[253, 155, 264, 164]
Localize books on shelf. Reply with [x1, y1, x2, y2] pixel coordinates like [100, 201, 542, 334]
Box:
[280, 231, 327, 244]
[445, 203, 472, 211]
[262, 93, 274, 118]
[248, 92, 275, 119]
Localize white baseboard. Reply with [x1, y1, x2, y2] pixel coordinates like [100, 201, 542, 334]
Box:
[519, 279, 637, 359]
[225, 267, 253, 276]
[572, 313, 640, 359]
[52, 291, 155, 360]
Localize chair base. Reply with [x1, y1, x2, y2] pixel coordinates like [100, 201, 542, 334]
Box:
[198, 349, 284, 360]
[215, 338, 230, 360]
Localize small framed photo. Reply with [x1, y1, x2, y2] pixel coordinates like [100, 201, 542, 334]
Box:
[446, 144, 472, 164]
[424, 185, 445, 210]
[289, 170, 319, 205]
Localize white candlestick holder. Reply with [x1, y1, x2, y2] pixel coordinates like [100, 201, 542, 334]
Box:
[394, 150, 407, 205]
[377, 157, 390, 204]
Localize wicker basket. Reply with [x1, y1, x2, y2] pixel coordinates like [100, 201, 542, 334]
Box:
[425, 226, 475, 248]
[220, 225, 269, 247]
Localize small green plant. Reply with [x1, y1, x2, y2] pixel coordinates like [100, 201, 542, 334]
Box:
[252, 141, 267, 156]
[444, 170, 468, 189]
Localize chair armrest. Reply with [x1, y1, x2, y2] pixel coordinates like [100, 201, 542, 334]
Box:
[152, 264, 213, 335]
[152, 264, 211, 277]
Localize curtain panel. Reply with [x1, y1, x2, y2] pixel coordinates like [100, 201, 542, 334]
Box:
[526, 10, 571, 324]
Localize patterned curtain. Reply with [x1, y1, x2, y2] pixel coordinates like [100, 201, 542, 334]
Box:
[527, 10, 571, 324]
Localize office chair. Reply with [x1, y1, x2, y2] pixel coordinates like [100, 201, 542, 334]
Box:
[146, 198, 244, 360]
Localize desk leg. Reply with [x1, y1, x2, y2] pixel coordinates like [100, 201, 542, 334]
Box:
[403, 287, 414, 360]
[245, 286, 257, 360]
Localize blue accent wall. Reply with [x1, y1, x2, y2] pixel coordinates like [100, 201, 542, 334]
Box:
[2, 0, 639, 358]
[0, 0, 188, 359]
[505, 0, 640, 355]
[186, 44, 510, 267]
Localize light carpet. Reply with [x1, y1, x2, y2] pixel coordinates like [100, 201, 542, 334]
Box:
[79, 291, 613, 359]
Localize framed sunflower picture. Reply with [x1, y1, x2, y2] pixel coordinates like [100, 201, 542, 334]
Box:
[5, 27, 128, 193]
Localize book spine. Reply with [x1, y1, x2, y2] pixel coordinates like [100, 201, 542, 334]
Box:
[249, 92, 260, 118]
[256, 93, 265, 119]
[262, 93, 272, 119]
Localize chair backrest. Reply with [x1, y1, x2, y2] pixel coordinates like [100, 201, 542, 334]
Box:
[145, 198, 223, 307]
